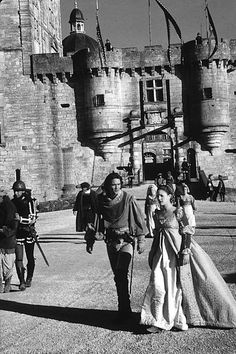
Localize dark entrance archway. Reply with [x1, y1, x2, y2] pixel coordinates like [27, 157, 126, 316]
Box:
[143, 152, 156, 180]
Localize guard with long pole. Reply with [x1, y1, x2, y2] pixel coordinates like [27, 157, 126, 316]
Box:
[20, 199, 50, 267]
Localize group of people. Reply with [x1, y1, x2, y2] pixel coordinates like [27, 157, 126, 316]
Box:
[0, 180, 38, 293]
[145, 172, 196, 238]
[82, 171, 236, 331]
[2, 172, 235, 334]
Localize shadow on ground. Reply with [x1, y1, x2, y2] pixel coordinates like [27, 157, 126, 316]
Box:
[0, 300, 140, 332]
[222, 272, 236, 284]
[197, 226, 236, 230]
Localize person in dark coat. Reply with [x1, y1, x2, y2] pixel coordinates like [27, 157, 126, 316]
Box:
[73, 182, 98, 232]
[174, 173, 185, 206]
[217, 175, 226, 202]
[127, 163, 134, 188]
[181, 158, 190, 181]
[206, 174, 215, 201]
[155, 173, 166, 187]
[0, 188, 18, 293]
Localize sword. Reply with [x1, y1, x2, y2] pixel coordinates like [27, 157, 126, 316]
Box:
[28, 200, 49, 266]
[34, 235, 50, 267]
[129, 239, 135, 295]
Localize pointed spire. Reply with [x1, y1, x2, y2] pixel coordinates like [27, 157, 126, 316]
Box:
[74, 1, 78, 9]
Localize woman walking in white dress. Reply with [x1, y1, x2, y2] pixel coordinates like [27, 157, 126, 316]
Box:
[140, 185, 236, 333]
[144, 184, 159, 238]
[179, 183, 196, 228]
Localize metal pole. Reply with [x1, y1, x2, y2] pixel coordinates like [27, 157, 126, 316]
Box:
[148, 0, 152, 46]
[205, 0, 209, 39]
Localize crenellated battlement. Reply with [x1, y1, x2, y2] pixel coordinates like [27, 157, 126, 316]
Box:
[72, 44, 182, 78]
[31, 53, 73, 82]
[30, 39, 236, 82]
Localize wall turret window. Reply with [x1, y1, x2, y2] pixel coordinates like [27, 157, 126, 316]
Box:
[202, 87, 213, 100]
[144, 79, 163, 102]
[93, 94, 105, 107]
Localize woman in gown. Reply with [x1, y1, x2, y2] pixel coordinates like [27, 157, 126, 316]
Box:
[140, 185, 236, 333]
[144, 184, 159, 238]
[179, 183, 196, 229]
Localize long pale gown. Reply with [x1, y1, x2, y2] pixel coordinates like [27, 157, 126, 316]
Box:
[179, 194, 196, 228]
[140, 209, 236, 330]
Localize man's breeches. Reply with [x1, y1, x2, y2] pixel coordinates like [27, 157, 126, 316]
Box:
[107, 242, 133, 275]
[107, 242, 134, 313]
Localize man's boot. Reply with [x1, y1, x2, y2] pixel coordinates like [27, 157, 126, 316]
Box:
[115, 271, 132, 323]
[0, 276, 4, 293]
[25, 277, 32, 288]
[26, 263, 35, 287]
[16, 267, 26, 291]
[4, 276, 12, 293]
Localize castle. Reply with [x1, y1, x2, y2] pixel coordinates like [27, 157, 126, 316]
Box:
[0, 0, 236, 202]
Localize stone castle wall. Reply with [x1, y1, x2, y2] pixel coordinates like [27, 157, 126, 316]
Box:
[0, 47, 96, 200]
[1, 0, 236, 202]
[0, 0, 100, 201]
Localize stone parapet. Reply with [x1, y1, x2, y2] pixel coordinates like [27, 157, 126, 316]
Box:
[31, 53, 73, 81]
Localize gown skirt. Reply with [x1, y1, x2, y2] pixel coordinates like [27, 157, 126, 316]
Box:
[141, 226, 236, 330]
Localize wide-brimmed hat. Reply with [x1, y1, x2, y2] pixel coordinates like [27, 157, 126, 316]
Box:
[80, 182, 90, 189]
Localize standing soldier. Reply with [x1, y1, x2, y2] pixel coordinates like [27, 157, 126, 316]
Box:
[85, 172, 147, 324]
[217, 175, 226, 202]
[12, 181, 38, 291]
[181, 158, 190, 181]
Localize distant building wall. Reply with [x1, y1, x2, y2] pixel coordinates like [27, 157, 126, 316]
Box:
[0, 1, 236, 202]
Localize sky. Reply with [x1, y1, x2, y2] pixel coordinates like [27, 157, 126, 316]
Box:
[60, 0, 236, 49]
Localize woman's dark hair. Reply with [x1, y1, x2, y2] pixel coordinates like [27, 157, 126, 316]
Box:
[158, 184, 175, 204]
[103, 172, 123, 193]
[158, 184, 174, 196]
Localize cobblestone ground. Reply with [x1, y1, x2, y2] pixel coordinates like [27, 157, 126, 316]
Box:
[0, 186, 236, 354]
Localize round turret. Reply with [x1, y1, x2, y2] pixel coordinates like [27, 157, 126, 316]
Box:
[182, 39, 231, 154]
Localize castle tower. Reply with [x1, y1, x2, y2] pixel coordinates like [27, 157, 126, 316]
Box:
[63, 4, 98, 57]
[73, 48, 124, 160]
[182, 38, 231, 154]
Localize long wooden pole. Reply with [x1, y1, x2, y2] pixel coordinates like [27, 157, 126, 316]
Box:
[205, 0, 209, 39]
